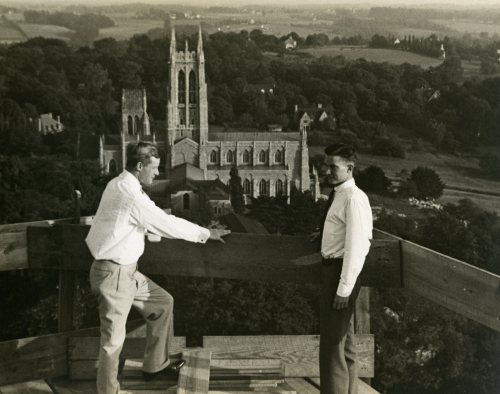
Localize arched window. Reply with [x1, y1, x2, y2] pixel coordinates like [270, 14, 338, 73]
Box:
[178, 70, 185, 104]
[226, 150, 234, 163]
[127, 115, 133, 135]
[243, 149, 250, 164]
[259, 150, 266, 163]
[108, 159, 117, 175]
[209, 150, 218, 164]
[243, 179, 251, 195]
[275, 179, 284, 196]
[274, 150, 283, 164]
[259, 179, 268, 196]
[189, 70, 196, 104]
[183, 193, 190, 210]
[134, 115, 140, 134]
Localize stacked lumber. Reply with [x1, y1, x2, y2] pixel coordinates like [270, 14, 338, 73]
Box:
[209, 358, 288, 391]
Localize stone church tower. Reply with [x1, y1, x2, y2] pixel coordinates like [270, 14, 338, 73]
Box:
[166, 26, 208, 175]
[101, 26, 316, 202]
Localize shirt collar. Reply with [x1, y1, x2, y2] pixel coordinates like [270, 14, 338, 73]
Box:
[334, 178, 355, 192]
[122, 170, 142, 192]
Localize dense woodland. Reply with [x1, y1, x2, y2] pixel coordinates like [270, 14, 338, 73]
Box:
[0, 29, 499, 393]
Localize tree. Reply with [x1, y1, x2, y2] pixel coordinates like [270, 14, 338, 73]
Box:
[356, 165, 391, 194]
[229, 166, 244, 214]
[410, 167, 445, 199]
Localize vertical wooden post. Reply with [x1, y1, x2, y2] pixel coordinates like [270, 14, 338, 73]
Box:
[58, 190, 81, 332]
[355, 287, 371, 385]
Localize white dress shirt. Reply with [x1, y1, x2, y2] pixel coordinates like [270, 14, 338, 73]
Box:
[86, 170, 210, 265]
[321, 178, 373, 297]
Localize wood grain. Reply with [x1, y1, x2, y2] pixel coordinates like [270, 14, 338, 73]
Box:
[402, 240, 500, 332]
[203, 335, 374, 378]
[27, 224, 401, 288]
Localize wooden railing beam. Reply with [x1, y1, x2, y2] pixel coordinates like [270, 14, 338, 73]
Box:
[27, 224, 402, 288]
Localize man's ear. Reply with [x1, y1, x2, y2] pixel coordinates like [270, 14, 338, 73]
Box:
[347, 164, 354, 172]
[136, 161, 144, 172]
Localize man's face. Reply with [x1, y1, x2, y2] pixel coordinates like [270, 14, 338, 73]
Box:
[138, 157, 160, 186]
[325, 155, 352, 184]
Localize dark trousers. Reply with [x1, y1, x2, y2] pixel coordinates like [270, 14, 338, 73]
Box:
[319, 260, 362, 394]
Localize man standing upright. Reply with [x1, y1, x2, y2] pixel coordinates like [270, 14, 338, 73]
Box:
[319, 143, 373, 394]
[86, 142, 229, 394]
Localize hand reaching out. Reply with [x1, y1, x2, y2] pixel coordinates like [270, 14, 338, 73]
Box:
[209, 228, 231, 243]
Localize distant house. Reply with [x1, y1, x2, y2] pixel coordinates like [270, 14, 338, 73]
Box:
[394, 38, 401, 46]
[284, 36, 297, 50]
[245, 82, 275, 95]
[293, 103, 336, 131]
[38, 113, 63, 134]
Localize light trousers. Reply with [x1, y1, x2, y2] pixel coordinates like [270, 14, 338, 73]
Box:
[89, 260, 174, 394]
[319, 262, 361, 394]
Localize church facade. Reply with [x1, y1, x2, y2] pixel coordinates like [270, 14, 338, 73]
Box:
[100, 27, 312, 199]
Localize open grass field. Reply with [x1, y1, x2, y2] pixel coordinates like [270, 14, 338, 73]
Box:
[0, 24, 25, 41]
[432, 19, 500, 35]
[310, 145, 500, 215]
[19, 23, 72, 41]
[98, 17, 164, 40]
[299, 46, 443, 68]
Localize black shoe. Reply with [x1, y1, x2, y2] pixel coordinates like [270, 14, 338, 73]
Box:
[142, 359, 185, 381]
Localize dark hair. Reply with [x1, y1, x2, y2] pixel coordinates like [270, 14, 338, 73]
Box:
[324, 142, 357, 164]
[125, 142, 159, 171]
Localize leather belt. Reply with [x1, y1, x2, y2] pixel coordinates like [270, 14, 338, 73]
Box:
[321, 257, 343, 266]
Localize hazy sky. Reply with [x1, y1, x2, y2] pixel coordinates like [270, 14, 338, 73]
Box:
[3, 0, 500, 7]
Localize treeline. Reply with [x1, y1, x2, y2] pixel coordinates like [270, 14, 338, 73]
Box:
[24, 10, 114, 30]
[370, 33, 443, 58]
[369, 6, 500, 25]
[369, 32, 500, 75]
[1, 31, 500, 223]
[23, 10, 115, 45]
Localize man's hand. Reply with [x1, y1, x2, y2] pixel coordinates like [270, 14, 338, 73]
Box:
[209, 228, 231, 243]
[332, 294, 349, 310]
[309, 231, 320, 243]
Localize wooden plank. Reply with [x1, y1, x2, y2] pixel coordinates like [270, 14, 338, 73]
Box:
[402, 240, 500, 332]
[209, 383, 296, 394]
[0, 218, 91, 272]
[355, 288, 371, 335]
[203, 335, 374, 378]
[69, 336, 186, 360]
[178, 350, 211, 394]
[0, 380, 54, 393]
[0, 326, 100, 387]
[285, 378, 319, 394]
[210, 359, 284, 376]
[0, 220, 55, 271]
[354, 287, 371, 386]
[28, 225, 401, 288]
[49, 377, 176, 394]
[308, 378, 380, 394]
[58, 270, 75, 332]
[0, 333, 67, 386]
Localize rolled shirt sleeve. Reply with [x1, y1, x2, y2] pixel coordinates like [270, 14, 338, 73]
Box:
[337, 196, 372, 297]
[131, 191, 210, 244]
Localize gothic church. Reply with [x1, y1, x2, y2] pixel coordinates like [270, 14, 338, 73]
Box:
[99, 27, 312, 199]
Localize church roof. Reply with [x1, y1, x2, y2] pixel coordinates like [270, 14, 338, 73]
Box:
[208, 131, 301, 142]
[167, 178, 230, 200]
